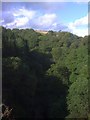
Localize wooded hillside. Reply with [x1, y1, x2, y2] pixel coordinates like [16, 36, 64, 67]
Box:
[2, 27, 89, 119]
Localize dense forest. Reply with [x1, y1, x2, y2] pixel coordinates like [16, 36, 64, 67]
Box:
[2, 26, 89, 119]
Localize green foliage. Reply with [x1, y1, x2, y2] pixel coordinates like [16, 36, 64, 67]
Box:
[2, 27, 88, 119]
[47, 64, 70, 85]
[51, 47, 63, 61]
[67, 77, 88, 118]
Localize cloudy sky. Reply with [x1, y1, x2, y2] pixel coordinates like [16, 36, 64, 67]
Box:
[1, 2, 89, 37]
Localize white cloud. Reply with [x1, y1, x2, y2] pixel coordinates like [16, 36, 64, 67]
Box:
[13, 7, 36, 20]
[25, 12, 68, 31]
[3, 7, 36, 28]
[6, 17, 29, 28]
[69, 14, 88, 27]
[71, 28, 88, 37]
[68, 14, 88, 37]
[35, 13, 68, 31]
[15, 17, 29, 27]
[0, 19, 4, 25]
[37, 13, 57, 27]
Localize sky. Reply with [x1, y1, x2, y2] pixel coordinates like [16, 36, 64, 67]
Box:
[1, 1, 89, 37]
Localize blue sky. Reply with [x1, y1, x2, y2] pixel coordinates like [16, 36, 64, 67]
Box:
[1, 2, 88, 37]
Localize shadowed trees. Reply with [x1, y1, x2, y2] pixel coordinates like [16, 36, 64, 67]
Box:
[2, 27, 88, 119]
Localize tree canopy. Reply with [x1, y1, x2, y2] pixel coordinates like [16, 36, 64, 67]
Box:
[2, 27, 89, 119]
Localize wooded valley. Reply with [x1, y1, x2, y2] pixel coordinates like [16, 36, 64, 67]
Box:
[2, 27, 89, 119]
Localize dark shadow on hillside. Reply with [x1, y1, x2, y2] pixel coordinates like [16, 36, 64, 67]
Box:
[2, 30, 69, 119]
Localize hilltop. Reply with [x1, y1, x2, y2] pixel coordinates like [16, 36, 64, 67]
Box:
[35, 30, 48, 34]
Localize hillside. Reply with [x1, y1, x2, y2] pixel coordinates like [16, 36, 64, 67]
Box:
[35, 30, 48, 34]
[2, 27, 89, 119]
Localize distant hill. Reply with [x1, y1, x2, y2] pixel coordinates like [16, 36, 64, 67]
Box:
[35, 30, 48, 34]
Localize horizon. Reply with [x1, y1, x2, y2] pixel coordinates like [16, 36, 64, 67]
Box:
[2, 26, 88, 38]
[1, 2, 88, 37]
